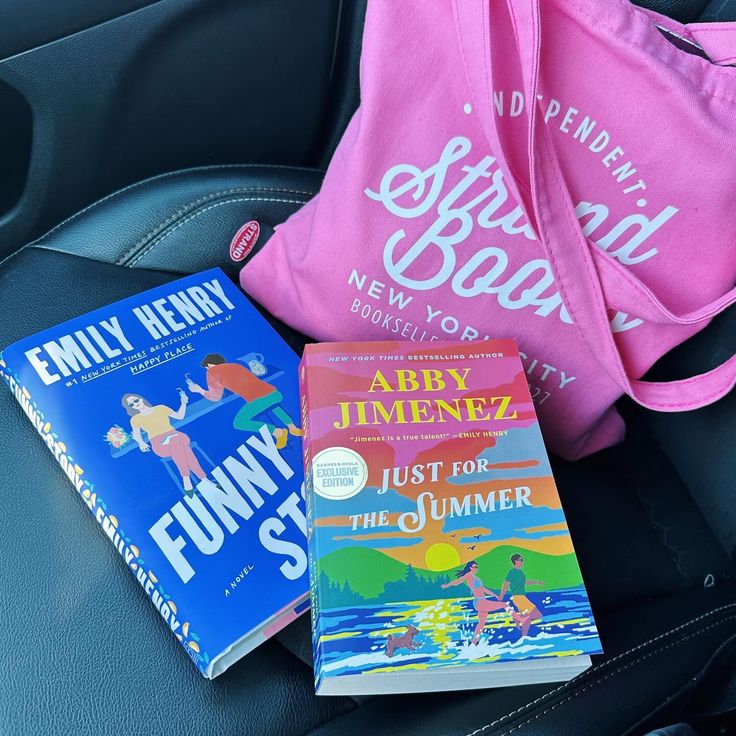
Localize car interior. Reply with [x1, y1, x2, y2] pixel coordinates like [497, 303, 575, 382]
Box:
[1, 1, 736, 734]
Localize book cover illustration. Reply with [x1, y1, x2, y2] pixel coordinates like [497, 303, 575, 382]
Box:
[0, 268, 309, 678]
[300, 339, 602, 691]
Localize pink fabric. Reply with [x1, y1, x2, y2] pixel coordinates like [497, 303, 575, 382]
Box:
[689, 23, 736, 65]
[242, 0, 736, 459]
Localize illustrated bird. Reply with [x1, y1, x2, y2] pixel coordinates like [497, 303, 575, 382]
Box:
[467, 545, 477, 551]
[450, 533, 456, 538]
[472, 534, 482, 539]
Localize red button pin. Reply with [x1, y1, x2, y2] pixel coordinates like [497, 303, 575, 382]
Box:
[229, 220, 261, 262]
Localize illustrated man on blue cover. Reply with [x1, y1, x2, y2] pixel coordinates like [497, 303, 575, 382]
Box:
[498, 553, 545, 637]
[187, 353, 301, 448]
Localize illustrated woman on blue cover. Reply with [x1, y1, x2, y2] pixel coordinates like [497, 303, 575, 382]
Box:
[441, 560, 507, 645]
[122, 392, 211, 497]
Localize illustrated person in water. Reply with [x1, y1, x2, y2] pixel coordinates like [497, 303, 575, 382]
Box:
[123, 391, 215, 497]
[498, 553, 545, 637]
[187, 353, 301, 449]
[441, 560, 507, 645]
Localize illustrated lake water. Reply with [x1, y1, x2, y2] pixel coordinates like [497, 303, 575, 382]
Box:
[318, 588, 598, 677]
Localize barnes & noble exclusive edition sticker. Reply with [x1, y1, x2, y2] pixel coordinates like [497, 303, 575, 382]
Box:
[311, 446, 368, 500]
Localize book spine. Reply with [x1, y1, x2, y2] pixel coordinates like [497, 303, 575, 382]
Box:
[299, 356, 323, 690]
[0, 356, 210, 676]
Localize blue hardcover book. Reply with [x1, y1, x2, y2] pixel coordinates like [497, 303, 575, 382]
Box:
[0, 268, 309, 678]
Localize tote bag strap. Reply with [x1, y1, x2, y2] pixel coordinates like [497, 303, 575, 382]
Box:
[686, 23, 736, 66]
[458, 0, 736, 411]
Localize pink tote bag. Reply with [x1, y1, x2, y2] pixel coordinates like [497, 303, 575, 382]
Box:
[242, 0, 736, 459]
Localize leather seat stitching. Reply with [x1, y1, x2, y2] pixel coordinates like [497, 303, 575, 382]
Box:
[30, 164, 320, 246]
[126, 196, 309, 267]
[0, 242, 32, 270]
[0, 183, 316, 272]
[116, 188, 313, 265]
[622, 673, 701, 736]
[463, 602, 736, 736]
[487, 615, 736, 736]
[622, 631, 736, 736]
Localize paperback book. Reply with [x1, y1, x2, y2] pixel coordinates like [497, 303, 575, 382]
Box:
[300, 339, 602, 695]
[1, 268, 309, 678]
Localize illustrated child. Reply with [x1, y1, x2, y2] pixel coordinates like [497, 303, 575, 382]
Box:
[498, 553, 544, 637]
[122, 391, 212, 497]
[442, 560, 507, 645]
[187, 353, 301, 449]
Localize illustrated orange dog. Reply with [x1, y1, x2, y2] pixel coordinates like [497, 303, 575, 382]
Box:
[386, 625, 420, 657]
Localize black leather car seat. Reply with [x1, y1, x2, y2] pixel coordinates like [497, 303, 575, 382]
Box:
[15, 164, 321, 276]
[2, 161, 736, 736]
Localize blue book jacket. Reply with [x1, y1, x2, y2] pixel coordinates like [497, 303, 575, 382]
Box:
[0, 268, 309, 678]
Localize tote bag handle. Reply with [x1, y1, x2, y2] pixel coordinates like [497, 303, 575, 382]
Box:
[463, 0, 736, 411]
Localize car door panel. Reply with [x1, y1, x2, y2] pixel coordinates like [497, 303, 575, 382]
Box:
[0, 0, 350, 257]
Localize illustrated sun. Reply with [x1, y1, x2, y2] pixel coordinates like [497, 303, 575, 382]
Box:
[424, 542, 462, 571]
